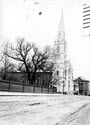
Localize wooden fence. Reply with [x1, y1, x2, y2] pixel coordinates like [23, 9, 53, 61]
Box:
[0, 80, 56, 94]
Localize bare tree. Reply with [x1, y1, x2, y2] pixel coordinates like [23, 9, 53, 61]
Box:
[5, 37, 53, 85]
[0, 43, 15, 80]
[31, 45, 53, 84]
[0, 42, 5, 62]
[5, 37, 33, 83]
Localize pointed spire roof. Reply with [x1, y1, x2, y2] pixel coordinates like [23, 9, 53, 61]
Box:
[55, 9, 65, 42]
[58, 10, 65, 35]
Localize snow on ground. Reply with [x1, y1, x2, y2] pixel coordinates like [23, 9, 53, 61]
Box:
[0, 92, 90, 125]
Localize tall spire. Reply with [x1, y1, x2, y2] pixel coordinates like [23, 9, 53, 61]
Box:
[56, 9, 65, 42]
[59, 9, 65, 35]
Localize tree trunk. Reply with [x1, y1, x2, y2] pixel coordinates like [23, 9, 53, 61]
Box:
[25, 64, 31, 84]
[31, 67, 37, 85]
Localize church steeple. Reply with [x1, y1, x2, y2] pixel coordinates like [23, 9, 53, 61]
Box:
[56, 10, 65, 42]
[52, 9, 73, 94]
[53, 10, 67, 92]
[59, 10, 65, 34]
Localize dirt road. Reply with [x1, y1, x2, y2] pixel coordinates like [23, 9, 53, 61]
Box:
[58, 101, 90, 125]
[0, 93, 90, 125]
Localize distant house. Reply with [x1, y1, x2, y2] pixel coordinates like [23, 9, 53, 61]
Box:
[73, 77, 90, 96]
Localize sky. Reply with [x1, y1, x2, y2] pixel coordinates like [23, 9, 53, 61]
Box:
[0, 0, 90, 80]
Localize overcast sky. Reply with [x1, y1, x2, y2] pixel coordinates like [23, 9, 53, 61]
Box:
[0, 0, 90, 80]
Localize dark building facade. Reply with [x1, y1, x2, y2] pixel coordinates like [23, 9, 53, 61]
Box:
[73, 77, 90, 95]
[0, 72, 52, 88]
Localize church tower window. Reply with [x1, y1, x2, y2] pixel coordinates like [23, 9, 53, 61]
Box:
[57, 46, 60, 53]
[57, 70, 59, 76]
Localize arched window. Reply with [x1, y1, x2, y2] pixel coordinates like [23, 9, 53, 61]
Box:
[64, 47, 65, 53]
[65, 70, 67, 77]
[57, 46, 60, 53]
[56, 70, 59, 76]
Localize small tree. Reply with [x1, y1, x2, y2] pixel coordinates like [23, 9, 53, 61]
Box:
[0, 43, 15, 80]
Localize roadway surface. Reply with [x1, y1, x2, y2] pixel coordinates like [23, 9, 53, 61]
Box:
[0, 92, 90, 125]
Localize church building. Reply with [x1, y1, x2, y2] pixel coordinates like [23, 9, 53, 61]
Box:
[52, 11, 73, 94]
